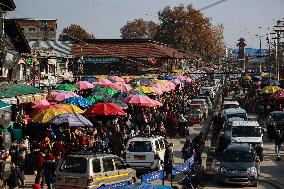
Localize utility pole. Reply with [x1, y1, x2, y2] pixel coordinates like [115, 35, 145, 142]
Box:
[0, 8, 5, 77]
[274, 20, 284, 82]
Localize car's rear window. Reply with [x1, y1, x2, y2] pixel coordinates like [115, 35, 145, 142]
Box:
[59, 157, 87, 173]
[128, 141, 152, 152]
[222, 150, 254, 162]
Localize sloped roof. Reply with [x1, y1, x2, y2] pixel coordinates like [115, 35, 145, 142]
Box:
[4, 19, 30, 53]
[28, 40, 74, 57]
[71, 39, 199, 60]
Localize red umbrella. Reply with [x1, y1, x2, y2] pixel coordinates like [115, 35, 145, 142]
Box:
[122, 95, 160, 107]
[32, 99, 50, 108]
[271, 89, 284, 100]
[84, 103, 125, 116]
[30, 104, 68, 118]
[74, 81, 94, 90]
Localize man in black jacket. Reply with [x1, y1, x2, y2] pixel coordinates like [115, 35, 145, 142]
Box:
[275, 130, 283, 161]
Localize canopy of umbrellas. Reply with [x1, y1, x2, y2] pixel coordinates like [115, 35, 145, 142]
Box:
[29, 75, 194, 127]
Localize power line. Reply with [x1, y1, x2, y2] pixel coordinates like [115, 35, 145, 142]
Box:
[199, 0, 228, 11]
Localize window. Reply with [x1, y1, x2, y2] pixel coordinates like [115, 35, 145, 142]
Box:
[158, 139, 165, 150]
[102, 158, 114, 172]
[93, 159, 101, 173]
[59, 157, 87, 173]
[128, 141, 152, 152]
[114, 158, 125, 170]
[155, 140, 160, 151]
[223, 150, 254, 162]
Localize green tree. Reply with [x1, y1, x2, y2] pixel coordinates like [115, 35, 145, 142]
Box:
[59, 24, 95, 43]
[120, 19, 157, 39]
[154, 4, 225, 62]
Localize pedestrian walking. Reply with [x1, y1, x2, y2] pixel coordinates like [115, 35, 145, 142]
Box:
[6, 164, 24, 189]
[275, 130, 283, 161]
[164, 143, 174, 178]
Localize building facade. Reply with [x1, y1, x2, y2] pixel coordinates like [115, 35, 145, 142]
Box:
[8, 18, 57, 41]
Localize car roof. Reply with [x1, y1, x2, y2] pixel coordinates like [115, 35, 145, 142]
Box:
[223, 101, 239, 105]
[224, 108, 246, 114]
[226, 143, 252, 152]
[232, 121, 260, 127]
[128, 136, 164, 142]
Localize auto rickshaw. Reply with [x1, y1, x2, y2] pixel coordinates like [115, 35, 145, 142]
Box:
[188, 103, 204, 125]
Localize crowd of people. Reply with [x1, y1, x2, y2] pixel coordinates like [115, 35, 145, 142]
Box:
[0, 76, 211, 189]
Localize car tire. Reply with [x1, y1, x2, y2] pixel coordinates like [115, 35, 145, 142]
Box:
[251, 181, 258, 187]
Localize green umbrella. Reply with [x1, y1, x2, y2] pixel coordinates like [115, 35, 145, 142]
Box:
[94, 88, 118, 97]
[86, 95, 104, 103]
[56, 84, 79, 91]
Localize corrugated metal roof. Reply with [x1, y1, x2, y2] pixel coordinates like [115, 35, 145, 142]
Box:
[71, 40, 199, 59]
[28, 40, 74, 57]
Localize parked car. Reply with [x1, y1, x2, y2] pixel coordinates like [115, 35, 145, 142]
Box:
[197, 95, 212, 111]
[55, 153, 136, 189]
[191, 99, 209, 118]
[199, 86, 215, 99]
[218, 143, 260, 186]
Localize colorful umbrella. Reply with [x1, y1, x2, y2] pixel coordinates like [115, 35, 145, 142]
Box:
[123, 95, 160, 107]
[56, 84, 79, 91]
[48, 113, 93, 127]
[135, 86, 155, 94]
[30, 105, 68, 118]
[116, 82, 132, 91]
[74, 81, 95, 90]
[31, 108, 68, 123]
[47, 90, 78, 102]
[109, 76, 125, 83]
[64, 97, 92, 109]
[83, 77, 96, 83]
[151, 87, 163, 95]
[102, 98, 128, 109]
[60, 104, 84, 114]
[32, 99, 50, 108]
[96, 78, 113, 85]
[94, 88, 118, 97]
[261, 86, 281, 94]
[84, 103, 126, 116]
[104, 83, 124, 91]
[86, 95, 104, 103]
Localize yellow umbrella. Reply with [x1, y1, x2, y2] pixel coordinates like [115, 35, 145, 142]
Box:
[261, 72, 269, 78]
[261, 86, 282, 94]
[155, 80, 169, 87]
[60, 104, 84, 114]
[243, 75, 251, 80]
[135, 86, 155, 94]
[31, 109, 68, 123]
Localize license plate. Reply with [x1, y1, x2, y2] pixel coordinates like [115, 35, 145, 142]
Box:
[134, 156, 145, 160]
[65, 178, 79, 183]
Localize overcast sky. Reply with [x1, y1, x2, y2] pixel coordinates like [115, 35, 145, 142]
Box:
[10, 0, 284, 49]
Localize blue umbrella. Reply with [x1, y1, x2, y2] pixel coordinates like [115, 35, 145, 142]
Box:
[64, 96, 92, 109]
[48, 113, 93, 127]
[83, 77, 96, 83]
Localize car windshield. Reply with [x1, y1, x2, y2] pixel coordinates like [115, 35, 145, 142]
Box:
[232, 127, 261, 137]
[128, 141, 152, 152]
[227, 113, 247, 120]
[59, 157, 87, 173]
[223, 104, 239, 109]
[223, 150, 254, 162]
[271, 113, 284, 122]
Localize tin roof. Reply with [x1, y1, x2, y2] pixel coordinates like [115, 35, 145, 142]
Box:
[71, 39, 200, 59]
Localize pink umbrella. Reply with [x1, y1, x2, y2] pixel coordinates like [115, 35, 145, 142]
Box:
[173, 79, 181, 85]
[32, 99, 50, 108]
[123, 95, 159, 107]
[151, 87, 163, 95]
[47, 90, 78, 102]
[151, 84, 169, 92]
[116, 82, 132, 91]
[97, 78, 112, 85]
[109, 76, 125, 83]
[152, 99, 163, 107]
[74, 81, 94, 90]
[104, 83, 124, 91]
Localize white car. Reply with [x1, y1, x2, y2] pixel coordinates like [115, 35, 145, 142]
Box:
[125, 136, 166, 170]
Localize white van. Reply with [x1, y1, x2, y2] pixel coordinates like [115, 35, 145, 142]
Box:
[223, 108, 247, 134]
[125, 136, 166, 170]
